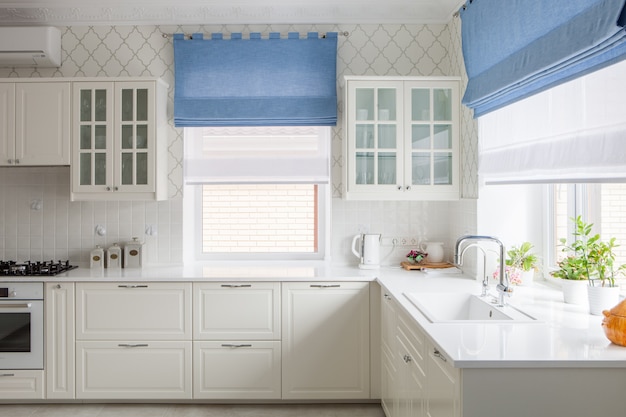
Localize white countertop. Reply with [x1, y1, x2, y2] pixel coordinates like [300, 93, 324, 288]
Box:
[3, 261, 625, 368]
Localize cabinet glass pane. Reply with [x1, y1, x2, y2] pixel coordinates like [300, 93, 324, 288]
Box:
[95, 153, 106, 185]
[433, 88, 452, 121]
[378, 125, 396, 149]
[80, 90, 92, 122]
[80, 126, 91, 149]
[378, 152, 396, 184]
[121, 89, 133, 121]
[412, 125, 430, 150]
[121, 153, 133, 185]
[95, 125, 106, 149]
[136, 89, 148, 121]
[356, 125, 374, 148]
[412, 154, 431, 185]
[433, 125, 452, 149]
[356, 89, 374, 121]
[95, 89, 107, 122]
[136, 152, 148, 185]
[356, 152, 374, 184]
[378, 89, 396, 121]
[412, 89, 430, 121]
[79, 154, 91, 185]
[122, 125, 133, 149]
[136, 125, 148, 149]
[434, 152, 452, 185]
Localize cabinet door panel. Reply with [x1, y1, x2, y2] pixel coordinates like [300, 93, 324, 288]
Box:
[76, 283, 192, 340]
[45, 283, 75, 399]
[194, 282, 280, 340]
[15, 82, 70, 165]
[282, 282, 370, 399]
[76, 341, 191, 399]
[193, 341, 281, 399]
[0, 83, 15, 165]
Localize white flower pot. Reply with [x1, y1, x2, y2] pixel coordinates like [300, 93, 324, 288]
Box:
[561, 279, 588, 305]
[520, 269, 534, 285]
[587, 285, 621, 316]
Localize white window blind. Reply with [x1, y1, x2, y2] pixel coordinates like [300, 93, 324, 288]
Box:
[184, 126, 330, 184]
[478, 60, 626, 184]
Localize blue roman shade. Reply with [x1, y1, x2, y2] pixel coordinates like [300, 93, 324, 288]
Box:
[460, 0, 626, 117]
[173, 32, 338, 127]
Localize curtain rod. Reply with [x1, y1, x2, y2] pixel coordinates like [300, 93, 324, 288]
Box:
[161, 31, 349, 39]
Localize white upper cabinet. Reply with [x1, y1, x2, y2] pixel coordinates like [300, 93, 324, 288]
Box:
[0, 81, 70, 166]
[344, 77, 460, 200]
[71, 78, 168, 201]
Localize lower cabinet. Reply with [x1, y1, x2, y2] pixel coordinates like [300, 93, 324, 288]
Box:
[0, 371, 44, 399]
[381, 287, 460, 417]
[193, 341, 281, 399]
[76, 341, 192, 399]
[282, 282, 370, 399]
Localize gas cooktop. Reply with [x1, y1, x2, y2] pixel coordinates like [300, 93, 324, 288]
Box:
[0, 260, 78, 276]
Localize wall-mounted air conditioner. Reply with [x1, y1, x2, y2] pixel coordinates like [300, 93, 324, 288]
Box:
[0, 26, 62, 68]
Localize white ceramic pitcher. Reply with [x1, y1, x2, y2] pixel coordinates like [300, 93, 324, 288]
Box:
[421, 241, 444, 263]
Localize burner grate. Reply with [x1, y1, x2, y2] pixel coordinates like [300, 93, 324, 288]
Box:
[0, 260, 78, 276]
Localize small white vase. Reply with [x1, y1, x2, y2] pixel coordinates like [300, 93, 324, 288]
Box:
[587, 285, 621, 316]
[561, 279, 588, 305]
[422, 242, 444, 263]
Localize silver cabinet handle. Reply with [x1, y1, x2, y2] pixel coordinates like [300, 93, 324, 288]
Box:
[118, 344, 149, 348]
[7, 159, 12, 164]
[14, 159, 19, 164]
[221, 344, 253, 348]
[55, 284, 62, 289]
[397, 185, 402, 190]
[0, 303, 31, 309]
[106, 186, 111, 191]
[384, 293, 392, 300]
[405, 185, 411, 190]
[0, 373, 15, 377]
[403, 354, 412, 363]
[310, 284, 341, 288]
[117, 285, 148, 288]
[114, 186, 119, 191]
[221, 284, 252, 288]
[433, 348, 447, 362]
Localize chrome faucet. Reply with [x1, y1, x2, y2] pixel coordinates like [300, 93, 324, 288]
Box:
[454, 235, 512, 306]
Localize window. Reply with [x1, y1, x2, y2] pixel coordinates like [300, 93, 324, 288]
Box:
[550, 184, 626, 268]
[184, 126, 330, 261]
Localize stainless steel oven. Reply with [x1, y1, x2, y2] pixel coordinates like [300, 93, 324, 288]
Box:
[0, 282, 44, 370]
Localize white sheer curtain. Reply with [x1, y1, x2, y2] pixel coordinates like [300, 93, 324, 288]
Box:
[478, 60, 626, 184]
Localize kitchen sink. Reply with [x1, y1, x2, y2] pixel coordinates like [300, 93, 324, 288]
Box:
[403, 292, 537, 323]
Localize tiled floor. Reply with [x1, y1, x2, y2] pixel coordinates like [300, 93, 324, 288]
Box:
[0, 403, 385, 417]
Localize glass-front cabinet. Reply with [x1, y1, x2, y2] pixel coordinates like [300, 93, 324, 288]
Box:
[344, 77, 460, 200]
[71, 79, 167, 201]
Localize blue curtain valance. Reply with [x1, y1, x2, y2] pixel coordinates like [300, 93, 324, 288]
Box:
[173, 32, 338, 127]
[460, 0, 626, 117]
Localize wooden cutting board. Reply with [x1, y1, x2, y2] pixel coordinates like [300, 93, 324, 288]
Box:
[401, 261, 455, 271]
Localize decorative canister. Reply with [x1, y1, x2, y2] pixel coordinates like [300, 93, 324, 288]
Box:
[90, 245, 104, 269]
[106, 243, 122, 269]
[123, 237, 143, 268]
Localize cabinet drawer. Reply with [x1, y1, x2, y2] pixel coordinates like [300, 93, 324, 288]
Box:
[76, 341, 192, 399]
[193, 341, 281, 399]
[194, 282, 280, 340]
[76, 282, 192, 340]
[0, 370, 44, 399]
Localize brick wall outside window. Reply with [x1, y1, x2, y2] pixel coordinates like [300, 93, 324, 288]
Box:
[202, 184, 317, 253]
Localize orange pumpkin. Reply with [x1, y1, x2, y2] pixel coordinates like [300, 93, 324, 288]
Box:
[601, 298, 626, 346]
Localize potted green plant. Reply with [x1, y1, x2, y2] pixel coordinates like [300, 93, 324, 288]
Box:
[587, 236, 625, 315]
[505, 242, 539, 285]
[551, 216, 625, 313]
[551, 216, 595, 305]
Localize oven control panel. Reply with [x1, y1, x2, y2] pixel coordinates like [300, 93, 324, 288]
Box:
[0, 283, 43, 300]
